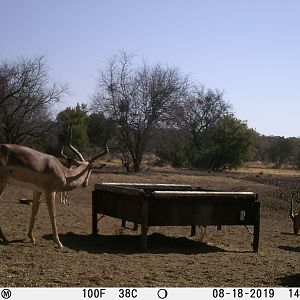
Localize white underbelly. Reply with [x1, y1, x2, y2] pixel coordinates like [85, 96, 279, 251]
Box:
[7, 177, 43, 192]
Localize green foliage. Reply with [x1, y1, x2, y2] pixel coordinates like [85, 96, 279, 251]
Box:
[0, 56, 67, 146]
[56, 103, 89, 148]
[182, 85, 232, 169]
[87, 113, 116, 147]
[154, 128, 188, 168]
[295, 151, 300, 169]
[268, 137, 292, 168]
[1, 54, 299, 172]
[208, 116, 257, 170]
[187, 116, 257, 170]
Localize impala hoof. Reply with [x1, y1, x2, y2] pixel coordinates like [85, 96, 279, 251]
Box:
[28, 233, 36, 244]
[55, 240, 63, 249]
[0, 238, 9, 244]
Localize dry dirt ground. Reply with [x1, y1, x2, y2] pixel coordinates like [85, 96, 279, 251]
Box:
[0, 168, 299, 287]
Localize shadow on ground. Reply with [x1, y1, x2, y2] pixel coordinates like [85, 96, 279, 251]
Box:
[278, 245, 300, 252]
[278, 273, 300, 287]
[43, 232, 226, 254]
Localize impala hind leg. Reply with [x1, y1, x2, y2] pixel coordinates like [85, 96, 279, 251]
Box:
[45, 192, 63, 249]
[0, 178, 8, 243]
[28, 191, 42, 244]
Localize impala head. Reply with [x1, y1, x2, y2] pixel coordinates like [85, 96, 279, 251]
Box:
[60, 146, 82, 168]
[64, 125, 109, 188]
[64, 144, 109, 189]
[289, 199, 300, 234]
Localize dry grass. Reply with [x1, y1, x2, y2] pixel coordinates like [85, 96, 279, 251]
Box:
[236, 167, 300, 177]
[0, 167, 299, 287]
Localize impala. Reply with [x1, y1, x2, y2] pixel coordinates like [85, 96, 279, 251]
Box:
[290, 199, 300, 234]
[0, 143, 108, 248]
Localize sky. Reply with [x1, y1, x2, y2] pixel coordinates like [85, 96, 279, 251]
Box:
[1, 0, 299, 137]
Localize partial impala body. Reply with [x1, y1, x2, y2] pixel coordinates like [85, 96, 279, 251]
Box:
[290, 199, 300, 234]
[57, 146, 83, 204]
[0, 143, 108, 248]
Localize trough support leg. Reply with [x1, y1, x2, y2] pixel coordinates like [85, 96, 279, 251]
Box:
[121, 220, 126, 227]
[191, 225, 196, 236]
[92, 191, 98, 235]
[141, 198, 149, 251]
[252, 202, 261, 252]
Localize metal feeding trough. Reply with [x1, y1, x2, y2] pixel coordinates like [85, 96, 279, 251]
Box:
[92, 183, 260, 252]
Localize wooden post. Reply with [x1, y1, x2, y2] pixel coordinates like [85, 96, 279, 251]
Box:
[252, 202, 261, 252]
[140, 197, 149, 251]
[92, 190, 98, 235]
[121, 219, 126, 227]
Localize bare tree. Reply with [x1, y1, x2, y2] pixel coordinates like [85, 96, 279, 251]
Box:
[182, 86, 231, 143]
[180, 85, 230, 152]
[92, 52, 188, 172]
[0, 56, 68, 145]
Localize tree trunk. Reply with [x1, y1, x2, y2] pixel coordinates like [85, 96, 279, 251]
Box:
[132, 153, 143, 173]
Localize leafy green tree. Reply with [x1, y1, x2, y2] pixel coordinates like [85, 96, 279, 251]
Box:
[181, 85, 231, 169]
[268, 136, 292, 168]
[285, 137, 300, 168]
[207, 116, 257, 170]
[87, 113, 115, 147]
[295, 151, 300, 169]
[154, 128, 188, 168]
[254, 135, 273, 162]
[56, 103, 89, 149]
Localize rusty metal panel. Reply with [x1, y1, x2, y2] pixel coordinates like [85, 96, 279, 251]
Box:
[152, 191, 258, 200]
[148, 193, 258, 226]
[93, 189, 144, 223]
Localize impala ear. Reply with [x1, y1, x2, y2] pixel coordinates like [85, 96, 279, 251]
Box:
[70, 158, 82, 167]
[92, 163, 106, 170]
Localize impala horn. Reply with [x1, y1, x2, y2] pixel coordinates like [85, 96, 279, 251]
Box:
[68, 124, 85, 162]
[89, 131, 109, 164]
[60, 146, 68, 161]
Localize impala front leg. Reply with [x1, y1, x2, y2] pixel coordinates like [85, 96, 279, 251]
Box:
[28, 190, 42, 244]
[45, 191, 63, 249]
